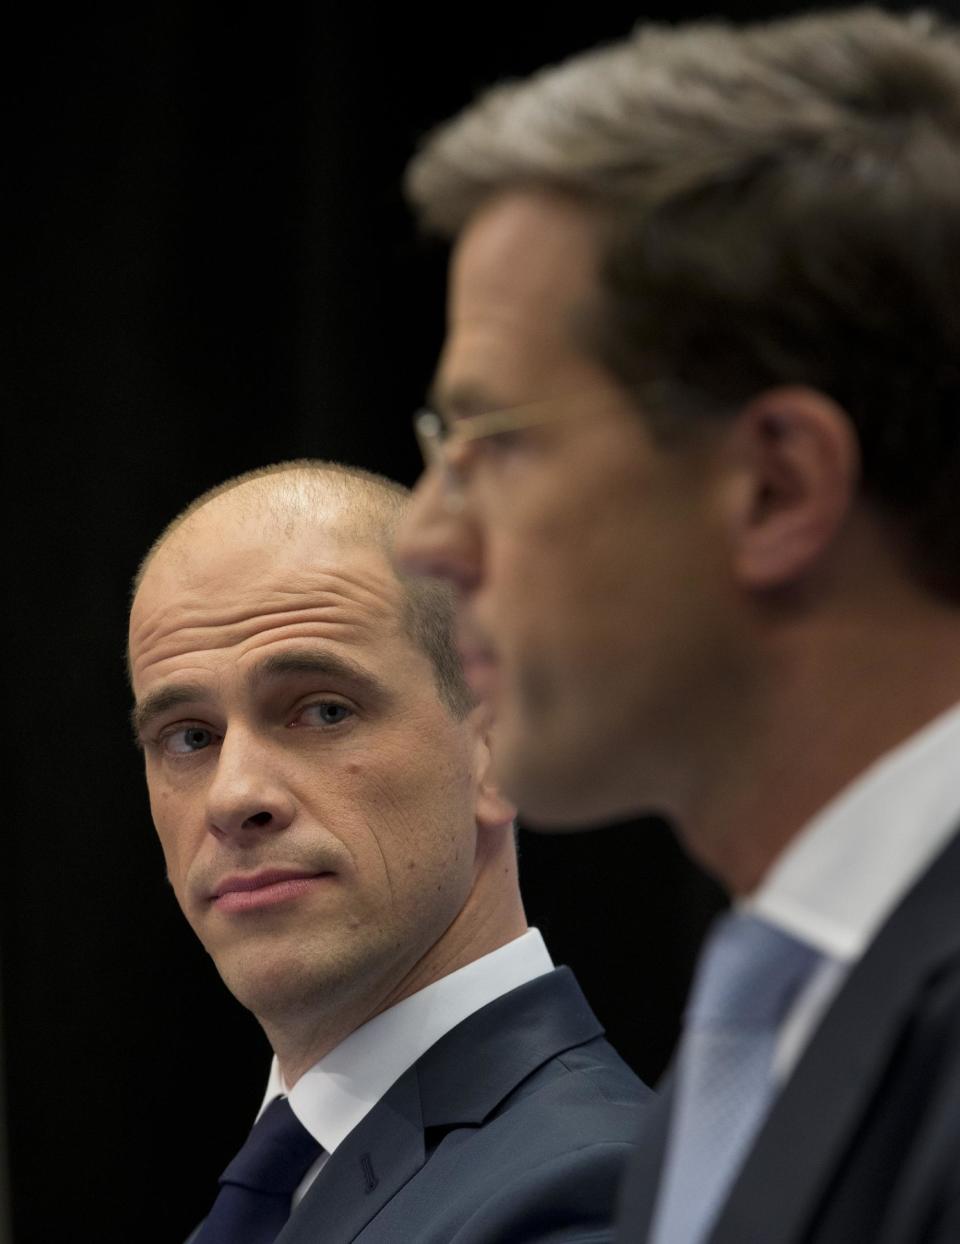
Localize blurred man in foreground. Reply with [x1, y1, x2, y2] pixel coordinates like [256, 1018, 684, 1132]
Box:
[128, 462, 649, 1244]
[398, 9, 960, 1241]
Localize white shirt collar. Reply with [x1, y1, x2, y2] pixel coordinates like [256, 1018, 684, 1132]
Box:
[259, 928, 553, 1154]
[745, 699, 960, 963]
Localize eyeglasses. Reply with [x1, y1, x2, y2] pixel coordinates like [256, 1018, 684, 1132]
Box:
[413, 399, 580, 510]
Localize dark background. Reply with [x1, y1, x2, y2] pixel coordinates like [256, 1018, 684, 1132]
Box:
[6, 4, 954, 1240]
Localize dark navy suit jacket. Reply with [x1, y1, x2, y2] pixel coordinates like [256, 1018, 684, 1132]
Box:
[617, 828, 960, 1243]
[194, 967, 652, 1243]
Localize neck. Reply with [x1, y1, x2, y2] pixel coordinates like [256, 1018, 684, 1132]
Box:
[263, 841, 528, 1086]
[676, 595, 960, 896]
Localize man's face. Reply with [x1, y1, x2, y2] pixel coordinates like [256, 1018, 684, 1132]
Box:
[129, 505, 489, 1026]
[397, 191, 738, 826]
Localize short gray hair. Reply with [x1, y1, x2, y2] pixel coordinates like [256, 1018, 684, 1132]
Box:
[406, 8, 960, 600]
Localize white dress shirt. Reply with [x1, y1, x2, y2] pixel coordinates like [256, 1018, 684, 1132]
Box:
[257, 928, 554, 1205]
[740, 698, 960, 1080]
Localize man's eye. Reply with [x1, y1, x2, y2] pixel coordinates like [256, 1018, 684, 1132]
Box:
[162, 726, 217, 755]
[297, 702, 354, 727]
[476, 429, 523, 454]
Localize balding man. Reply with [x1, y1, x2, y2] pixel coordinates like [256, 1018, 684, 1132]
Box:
[128, 461, 649, 1244]
[397, 9, 960, 1244]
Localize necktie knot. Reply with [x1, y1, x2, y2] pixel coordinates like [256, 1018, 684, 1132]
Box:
[194, 1097, 322, 1244]
[221, 1097, 321, 1197]
[687, 912, 822, 1029]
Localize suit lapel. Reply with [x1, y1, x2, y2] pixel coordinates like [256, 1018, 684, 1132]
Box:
[711, 827, 960, 1244]
[277, 1067, 425, 1244]
[276, 967, 602, 1243]
[615, 1069, 674, 1242]
[417, 967, 602, 1126]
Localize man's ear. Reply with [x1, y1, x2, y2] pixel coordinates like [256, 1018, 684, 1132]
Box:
[723, 386, 861, 590]
[468, 708, 519, 832]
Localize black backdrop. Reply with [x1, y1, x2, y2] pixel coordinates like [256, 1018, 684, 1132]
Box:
[7, 4, 953, 1241]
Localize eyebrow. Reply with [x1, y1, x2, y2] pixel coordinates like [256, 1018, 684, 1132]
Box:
[249, 649, 390, 704]
[131, 649, 390, 742]
[131, 682, 207, 741]
[427, 379, 510, 420]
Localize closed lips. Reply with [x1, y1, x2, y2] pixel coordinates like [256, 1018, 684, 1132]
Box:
[211, 869, 329, 899]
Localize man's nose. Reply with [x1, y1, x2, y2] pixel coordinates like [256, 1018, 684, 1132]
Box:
[395, 468, 483, 592]
[205, 730, 296, 840]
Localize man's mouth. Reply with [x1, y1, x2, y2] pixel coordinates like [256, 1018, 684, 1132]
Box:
[456, 610, 499, 674]
[209, 868, 334, 913]
[458, 644, 500, 699]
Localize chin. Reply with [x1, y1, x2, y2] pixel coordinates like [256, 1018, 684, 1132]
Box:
[213, 945, 331, 1015]
[517, 788, 625, 831]
[218, 966, 296, 1017]
[497, 748, 604, 829]
[500, 726, 650, 830]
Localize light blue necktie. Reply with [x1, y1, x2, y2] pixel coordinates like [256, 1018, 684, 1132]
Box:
[649, 912, 822, 1244]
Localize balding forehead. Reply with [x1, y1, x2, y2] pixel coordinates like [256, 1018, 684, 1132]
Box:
[136, 467, 407, 598]
[180, 471, 402, 539]
[128, 462, 470, 718]
[127, 524, 407, 692]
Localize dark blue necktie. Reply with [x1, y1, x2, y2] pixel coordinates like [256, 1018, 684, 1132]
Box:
[194, 1096, 322, 1244]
